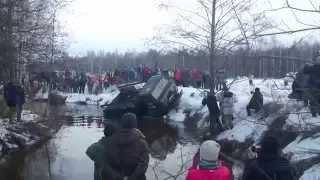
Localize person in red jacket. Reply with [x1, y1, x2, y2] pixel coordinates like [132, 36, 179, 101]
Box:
[142, 64, 149, 82]
[186, 140, 231, 180]
[175, 68, 182, 86]
[192, 69, 200, 88]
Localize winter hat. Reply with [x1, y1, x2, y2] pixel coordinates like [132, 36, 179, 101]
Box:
[120, 113, 137, 129]
[255, 88, 260, 92]
[200, 140, 221, 161]
[260, 136, 279, 154]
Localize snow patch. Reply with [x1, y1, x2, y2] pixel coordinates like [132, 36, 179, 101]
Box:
[301, 163, 320, 180]
[283, 134, 320, 162]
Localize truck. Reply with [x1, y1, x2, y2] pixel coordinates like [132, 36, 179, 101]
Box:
[102, 75, 183, 120]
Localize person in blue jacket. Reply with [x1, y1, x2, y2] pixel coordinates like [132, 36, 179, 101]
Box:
[4, 81, 17, 123]
[129, 68, 136, 83]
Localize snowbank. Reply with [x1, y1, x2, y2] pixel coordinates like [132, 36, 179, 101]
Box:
[64, 90, 119, 106]
[283, 134, 320, 162]
[301, 163, 320, 180]
[167, 87, 208, 122]
[0, 110, 53, 159]
[34, 86, 120, 106]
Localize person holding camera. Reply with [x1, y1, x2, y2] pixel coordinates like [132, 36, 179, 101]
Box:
[242, 136, 297, 180]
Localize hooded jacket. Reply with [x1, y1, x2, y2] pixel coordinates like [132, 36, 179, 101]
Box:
[242, 152, 296, 180]
[248, 91, 263, 109]
[186, 160, 231, 180]
[86, 136, 113, 180]
[102, 129, 150, 180]
[220, 91, 236, 115]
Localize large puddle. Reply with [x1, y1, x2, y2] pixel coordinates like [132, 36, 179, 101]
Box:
[21, 104, 199, 180]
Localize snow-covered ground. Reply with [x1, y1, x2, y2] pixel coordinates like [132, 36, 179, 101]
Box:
[31, 77, 320, 179]
[0, 110, 51, 159]
[34, 85, 120, 106]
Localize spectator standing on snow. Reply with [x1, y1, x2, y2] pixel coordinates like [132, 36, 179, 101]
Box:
[101, 113, 150, 180]
[168, 69, 174, 79]
[186, 140, 231, 180]
[216, 69, 226, 90]
[142, 65, 149, 82]
[218, 87, 236, 130]
[175, 68, 182, 86]
[182, 69, 190, 87]
[248, 73, 254, 86]
[242, 136, 297, 180]
[86, 124, 117, 180]
[16, 83, 25, 122]
[202, 92, 223, 134]
[78, 74, 86, 94]
[4, 81, 17, 124]
[201, 71, 208, 89]
[192, 69, 200, 88]
[87, 75, 94, 94]
[129, 68, 136, 83]
[246, 88, 263, 116]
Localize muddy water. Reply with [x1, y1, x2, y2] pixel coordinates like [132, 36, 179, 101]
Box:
[20, 104, 199, 180]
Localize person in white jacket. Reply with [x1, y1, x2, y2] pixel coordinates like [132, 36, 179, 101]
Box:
[218, 87, 236, 130]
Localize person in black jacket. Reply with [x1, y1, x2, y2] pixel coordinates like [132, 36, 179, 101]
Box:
[246, 88, 263, 116]
[202, 92, 223, 134]
[101, 113, 150, 180]
[242, 136, 297, 180]
[86, 123, 117, 180]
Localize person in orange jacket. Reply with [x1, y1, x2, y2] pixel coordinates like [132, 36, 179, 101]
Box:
[186, 140, 231, 180]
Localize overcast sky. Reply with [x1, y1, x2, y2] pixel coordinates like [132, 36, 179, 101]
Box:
[59, 0, 320, 55]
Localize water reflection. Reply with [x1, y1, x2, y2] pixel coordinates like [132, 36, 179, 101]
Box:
[64, 115, 180, 160]
[16, 104, 192, 180]
[138, 120, 179, 160]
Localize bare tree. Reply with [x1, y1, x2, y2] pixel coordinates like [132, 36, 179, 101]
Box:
[149, 0, 274, 90]
[260, 0, 320, 37]
[0, 0, 70, 83]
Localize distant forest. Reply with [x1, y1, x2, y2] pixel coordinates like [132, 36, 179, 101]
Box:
[31, 40, 320, 79]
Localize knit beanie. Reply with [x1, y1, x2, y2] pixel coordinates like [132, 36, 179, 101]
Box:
[120, 113, 137, 129]
[260, 136, 279, 154]
[200, 140, 221, 161]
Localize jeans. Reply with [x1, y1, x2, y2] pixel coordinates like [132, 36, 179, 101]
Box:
[8, 106, 17, 124]
[17, 104, 23, 122]
[222, 114, 233, 129]
[209, 113, 223, 135]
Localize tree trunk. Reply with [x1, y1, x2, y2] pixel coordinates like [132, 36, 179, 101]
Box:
[209, 0, 216, 92]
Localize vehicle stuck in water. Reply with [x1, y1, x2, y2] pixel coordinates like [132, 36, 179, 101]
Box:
[102, 75, 183, 120]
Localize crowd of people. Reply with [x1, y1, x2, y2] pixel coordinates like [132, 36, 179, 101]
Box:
[86, 113, 297, 180]
[26, 65, 229, 96]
